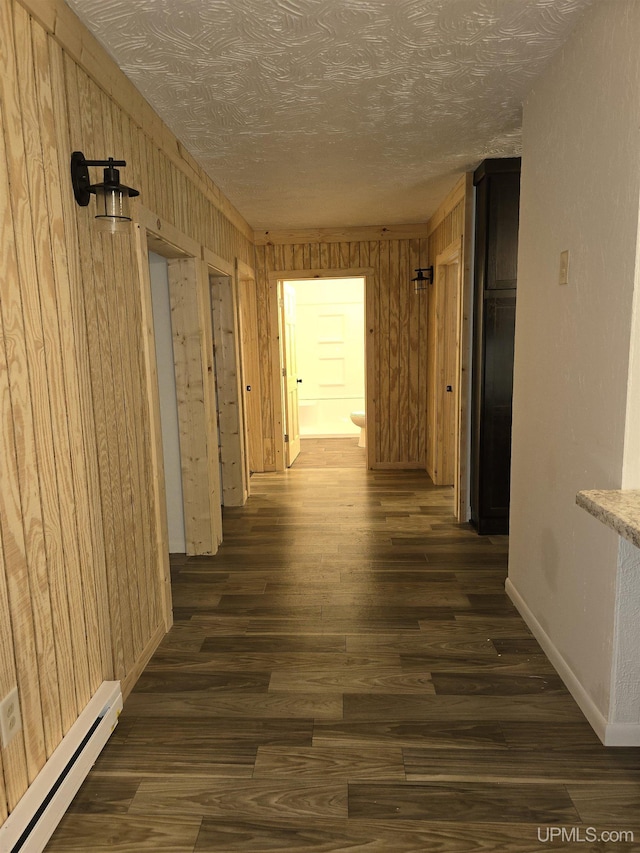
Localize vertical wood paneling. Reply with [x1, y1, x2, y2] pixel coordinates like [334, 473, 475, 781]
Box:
[85, 77, 137, 674]
[0, 169, 48, 790]
[293, 243, 304, 269]
[196, 260, 224, 548]
[368, 240, 380, 468]
[398, 240, 410, 463]
[211, 274, 246, 506]
[64, 54, 127, 681]
[426, 263, 438, 480]
[101, 93, 145, 662]
[2, 0, 256, 818]
[36, 24, 110, 702]
[238, 276, 264, 473]
[408, 238, 421, 462]
[168, 259, 213, 554]
[378, 240, 391, 463]
[121, 227, 156, 635]
[132, 224, 172, 632]
[0, 329, 30, 811]
[0, 0, 62, 763]
[427, 202, 466, 483]
[23, 9, 100, 725]
[50, 38, 114, 685]
[252, 224, 469, 471]
[388, 240, 401, 463]
[16, 3, 85, 734]
[261, 245, 276, 469]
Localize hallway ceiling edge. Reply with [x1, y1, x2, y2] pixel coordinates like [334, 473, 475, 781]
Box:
[66, 0, 594, 230]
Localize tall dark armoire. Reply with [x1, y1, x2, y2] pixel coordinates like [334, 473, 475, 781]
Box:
[470, 157, 521, 535]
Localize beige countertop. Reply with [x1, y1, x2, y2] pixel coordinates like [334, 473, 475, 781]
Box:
[576, 489, 640, 549]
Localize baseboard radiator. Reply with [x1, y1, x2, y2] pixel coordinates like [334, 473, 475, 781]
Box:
[0, 681, 123, 853]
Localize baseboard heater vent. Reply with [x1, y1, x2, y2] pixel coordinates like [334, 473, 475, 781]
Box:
[0, 681, 123, 853]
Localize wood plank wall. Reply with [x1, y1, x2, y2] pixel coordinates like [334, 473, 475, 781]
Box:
[0, 0, 253, 816]
[426, 199, 466, 478]
[252, 190, 467, 471]
[253, 221, 471, 470]
[237, 273, 265, 474]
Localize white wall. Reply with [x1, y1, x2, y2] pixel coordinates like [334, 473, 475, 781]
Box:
[291, 278, 365, 437]
[149, 252, 187, 553]
[508, 0, 640, 742]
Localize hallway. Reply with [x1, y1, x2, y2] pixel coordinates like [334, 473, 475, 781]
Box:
[47, 449, 640, 851]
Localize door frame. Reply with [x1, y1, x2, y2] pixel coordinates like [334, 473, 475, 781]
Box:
[236, 259, 263, 475]
[429, 235, 472, 522]
[268, 267, 375, 470]
[133, 206, 223, 630]
[204, 247, 249, 506]
[433, 240, 462, 486]
[278, 281, 302, 467]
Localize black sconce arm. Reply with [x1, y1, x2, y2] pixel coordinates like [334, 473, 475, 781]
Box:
[70, 151, 139, 208]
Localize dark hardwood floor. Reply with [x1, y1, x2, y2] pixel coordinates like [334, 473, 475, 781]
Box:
[46, 442, 640, 851]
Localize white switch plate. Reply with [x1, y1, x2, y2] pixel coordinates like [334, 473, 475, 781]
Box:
[0, 686, 22, 748]
[559, 250, 570, 285]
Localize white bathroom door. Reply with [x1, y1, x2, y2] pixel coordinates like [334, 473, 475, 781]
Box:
[281, 283, 301, 466]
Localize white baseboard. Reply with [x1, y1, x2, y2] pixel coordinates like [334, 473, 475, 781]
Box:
[505, 579, 640, 747]
[602, 722, 640, 747]
[0, 681, 123, 853]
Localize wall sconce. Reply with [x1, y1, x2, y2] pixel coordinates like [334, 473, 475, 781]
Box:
[71, 151, 139, 234]
[411, 267, 433, 293]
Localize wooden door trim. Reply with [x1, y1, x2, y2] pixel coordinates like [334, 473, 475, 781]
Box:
[202, 246, 248, 506]
[133, 203, 208, 631]
[134, 206, 222, 559]
[269, 269, 375, 470]
[433, 236, 468, 520]
[132, 207, 212, 629]
[236, 260, 263, 477]
[277, 282, 291, 467]
[132, 223, 173, 631]
[137, 204, 201, 259]
[268, 267, 374, 282]
[235, 259, 255, 491]
[203, 246, 234, 277]
[206, 257, 248, 509]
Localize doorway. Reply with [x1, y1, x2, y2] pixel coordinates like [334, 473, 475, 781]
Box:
[135, 209, 223, 567]
[278, 277, 367, 468]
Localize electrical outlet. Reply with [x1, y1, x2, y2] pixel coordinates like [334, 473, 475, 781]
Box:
[0, 686, 22, 748]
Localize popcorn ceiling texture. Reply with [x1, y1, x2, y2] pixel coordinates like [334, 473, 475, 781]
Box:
[67, 0, 594, 229]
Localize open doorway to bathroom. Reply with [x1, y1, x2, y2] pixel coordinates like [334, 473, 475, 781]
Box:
[278, 277, 367, 468]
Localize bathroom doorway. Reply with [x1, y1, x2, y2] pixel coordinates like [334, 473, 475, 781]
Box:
[278, 276, 367, 467]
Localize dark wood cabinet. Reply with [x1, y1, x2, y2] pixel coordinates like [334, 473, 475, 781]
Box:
[470, 158, 521, 535]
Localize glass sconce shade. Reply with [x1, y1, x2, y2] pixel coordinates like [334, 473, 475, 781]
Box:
[71, 152, 139, 232]
[411, 267, 433, 292]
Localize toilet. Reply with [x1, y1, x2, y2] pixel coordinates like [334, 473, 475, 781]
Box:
[350, 411, 366, 448]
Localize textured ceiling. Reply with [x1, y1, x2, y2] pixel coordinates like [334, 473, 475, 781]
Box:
[66, 0, 594, 230]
